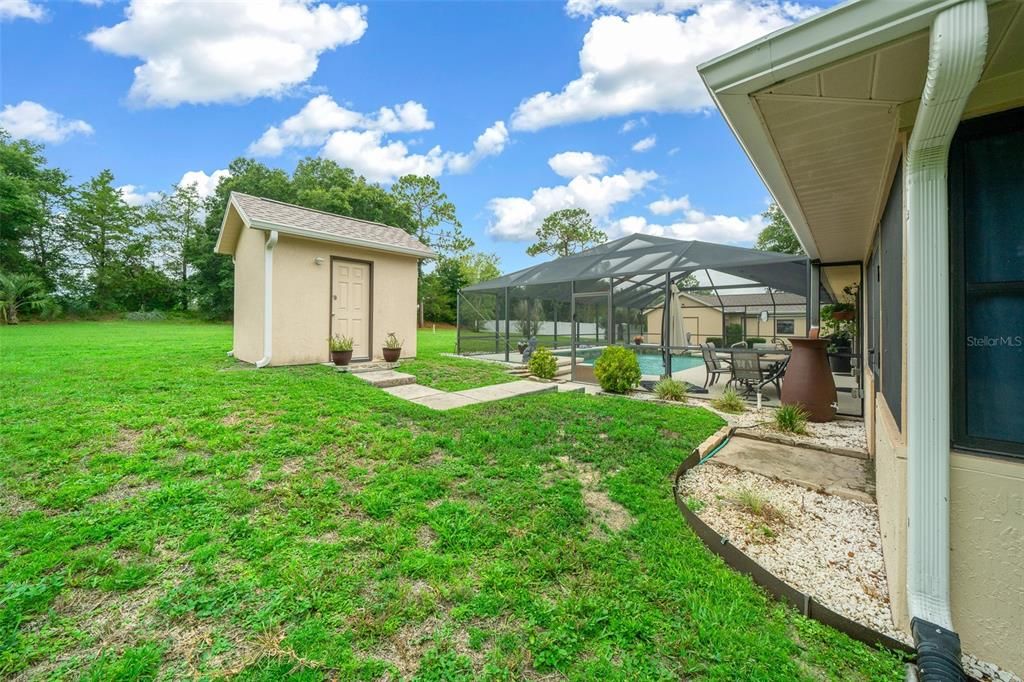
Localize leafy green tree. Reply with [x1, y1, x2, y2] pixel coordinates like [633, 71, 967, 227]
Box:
[0, 131, 73, 290]
[390, 175, 471, 258]
[189, 158, 293, 318]
[456, 252, 501, 285]
[67, 170, 153, 310]
[0, 271, 56, 324]
[151, 182, 202, 309]
[755, 203, 804, 255]
[526, 208, 606, 258]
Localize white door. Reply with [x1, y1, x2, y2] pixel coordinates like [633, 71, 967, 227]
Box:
[331, 259, 370, 359]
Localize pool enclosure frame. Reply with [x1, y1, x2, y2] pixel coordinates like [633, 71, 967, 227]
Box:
[456, 234, 816, 383]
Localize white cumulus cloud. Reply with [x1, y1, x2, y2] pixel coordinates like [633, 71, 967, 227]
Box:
[447, 121, 509, 174]
[547, 151, 610, 178]
[179, 168, 231, 199]
[488, 168, 657, 241]
[511, 1, 814, 131]
[631, 135, 656, 152]
[117, 184, 161, 207]
[609, 207, 765, 244]
[252, 96, 508, 182]
[86, 0, 368, 107]
[648, 195, 690, 215]
[0, 101, 94, 143]
[321, 130, 449, 183]
[248, 95, 434, 156]
[0, 0, 44, 21]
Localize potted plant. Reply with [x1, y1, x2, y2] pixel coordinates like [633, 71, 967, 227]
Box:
[329, 335, 354, 366]
[382, 332, 403, 363]
[633, 334, 644, 345]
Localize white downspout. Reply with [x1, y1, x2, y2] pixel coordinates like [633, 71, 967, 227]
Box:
[905, 0, 986, 636]
[255, 230, 279, 368]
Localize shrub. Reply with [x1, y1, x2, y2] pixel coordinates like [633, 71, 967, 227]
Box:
[123, 309, 167, 321]
[712, 387, 746, 414]
[725, 323, 743, 346]
[528, 346, 558, 380]
[706, 337, 723, 347]
[746, 337, 767, 348]
[774, 403, 809, 434]
[653, 378, 687, 402]
[593, 346, 641, 393]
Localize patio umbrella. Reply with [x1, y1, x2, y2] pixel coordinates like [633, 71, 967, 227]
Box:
[670, 283, 688, 348]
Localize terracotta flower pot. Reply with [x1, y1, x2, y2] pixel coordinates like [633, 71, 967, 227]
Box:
[780, 337, 836, 422]
[382, 347, 401, 363]
[831, 309, 856, 321]
[331, 349, 353, 366]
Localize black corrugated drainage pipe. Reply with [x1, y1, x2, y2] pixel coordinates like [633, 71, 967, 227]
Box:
[906, 619, 966, 682]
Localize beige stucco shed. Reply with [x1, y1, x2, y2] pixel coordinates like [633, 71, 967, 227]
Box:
[215, 192, 434, 367]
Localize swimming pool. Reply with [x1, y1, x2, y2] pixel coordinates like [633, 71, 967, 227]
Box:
[557, 348, 704, 375]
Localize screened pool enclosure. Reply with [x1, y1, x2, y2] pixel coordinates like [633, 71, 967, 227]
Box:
[456, 234, 813, 384]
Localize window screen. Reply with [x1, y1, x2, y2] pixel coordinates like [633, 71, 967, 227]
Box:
[879, 163, 904, 428]
[776, 319, 795, 335]
[866, 231, 881, 379]
[950, 107, 1024, 458]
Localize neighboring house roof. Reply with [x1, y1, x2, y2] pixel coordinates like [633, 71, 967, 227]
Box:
[215, 192, 435, 259]
[679, 292, 807, 315]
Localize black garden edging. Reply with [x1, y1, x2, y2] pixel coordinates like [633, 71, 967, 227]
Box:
[672, 444, 915, 658]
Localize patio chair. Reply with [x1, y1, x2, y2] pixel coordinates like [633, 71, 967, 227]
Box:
[730, 349, 774, 402]
[730, 341, 747, 349]
[700, 343, 731, 388]
[753, 343, 776, 351]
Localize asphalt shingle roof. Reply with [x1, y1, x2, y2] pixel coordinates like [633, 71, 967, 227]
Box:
[232, 192, 434, 258]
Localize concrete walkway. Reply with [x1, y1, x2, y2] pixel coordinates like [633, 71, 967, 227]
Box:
[711, 434, 875, 503]
[352, 367, 577, 411]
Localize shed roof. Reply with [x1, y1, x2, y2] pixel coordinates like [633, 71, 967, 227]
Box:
[215, 192, 435, 259]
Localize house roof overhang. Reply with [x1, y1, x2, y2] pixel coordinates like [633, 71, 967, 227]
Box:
[698, 0, 1024, 262]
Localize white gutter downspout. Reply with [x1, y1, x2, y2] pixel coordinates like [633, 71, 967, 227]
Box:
[255, 230, 279, 368]
[905, 0, 985, 674]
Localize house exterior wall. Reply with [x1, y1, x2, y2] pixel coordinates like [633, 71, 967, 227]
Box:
[645, 304, 806, 344]
[268, 234, 419, 366]
[644, 303, 723, 345]
[749, 314, 807, 339]
[232, 220, 265, 365]
[864, 119, 1024, 672]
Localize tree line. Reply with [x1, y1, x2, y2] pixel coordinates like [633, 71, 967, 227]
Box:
[0, 129, 499, 325]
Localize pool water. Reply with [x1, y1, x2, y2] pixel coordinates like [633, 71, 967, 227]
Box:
[560, 348, 704, 375]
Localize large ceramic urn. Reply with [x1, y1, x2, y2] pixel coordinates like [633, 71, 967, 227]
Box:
[780, 338, 836, 422]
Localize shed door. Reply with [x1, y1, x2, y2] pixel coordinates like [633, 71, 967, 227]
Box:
[331, 259, 371, 360]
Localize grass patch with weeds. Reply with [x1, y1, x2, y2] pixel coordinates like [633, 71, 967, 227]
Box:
[0, 322, 907, 680]
[774, 403, 810, 435]
[712, 387, 747, 414]
[399, 332, 516, 392]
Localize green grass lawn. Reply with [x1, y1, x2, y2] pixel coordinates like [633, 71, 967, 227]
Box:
[399, 331, 517, 392]
[0, 322, 906, 680]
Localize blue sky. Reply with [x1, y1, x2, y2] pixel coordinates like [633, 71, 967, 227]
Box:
[1, 0, 832, 274]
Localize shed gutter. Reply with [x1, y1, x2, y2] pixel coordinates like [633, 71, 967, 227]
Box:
[255, 230, 278, 369]
[904, 2, 986, 676]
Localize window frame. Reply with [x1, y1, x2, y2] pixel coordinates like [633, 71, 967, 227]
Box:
[949, 106, 1024, 460]
[775, 318, 795, 335]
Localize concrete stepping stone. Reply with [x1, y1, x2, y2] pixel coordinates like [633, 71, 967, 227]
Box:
[384, 384, 445, 400]
[411, 392, 481, 411]
[354, 370, 417, 388]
